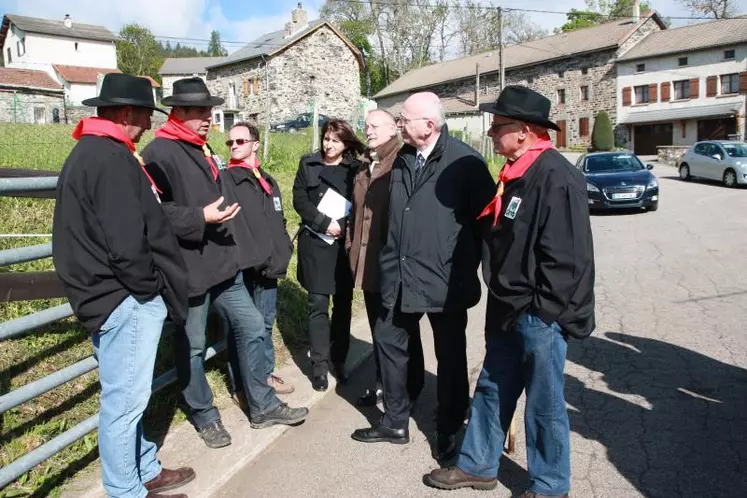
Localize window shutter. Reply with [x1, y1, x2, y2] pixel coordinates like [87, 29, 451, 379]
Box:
[622, 87, 631, 106]
[690, 78, 699, 98]
[660, 82, 670, 101]
[242, 78, 250, 95]
[649, 83, 657, 103]
[740, 71, 747, 94]
[706, 76, 717, 97]
[253, 75, 260, 95]
[579, 117, 589, 138]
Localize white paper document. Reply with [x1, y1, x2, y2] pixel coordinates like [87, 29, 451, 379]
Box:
[305, 189, 351, 245]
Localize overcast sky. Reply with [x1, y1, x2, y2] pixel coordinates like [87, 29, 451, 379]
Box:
[2, 0, 746, 53]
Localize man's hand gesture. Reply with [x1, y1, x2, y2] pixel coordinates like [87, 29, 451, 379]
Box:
[203, 197, 240, 224]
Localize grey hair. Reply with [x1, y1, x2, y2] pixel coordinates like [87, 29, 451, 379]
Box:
[433, 101, 446, 128]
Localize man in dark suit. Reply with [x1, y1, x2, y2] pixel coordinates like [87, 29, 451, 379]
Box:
[352, 92, 495, 461]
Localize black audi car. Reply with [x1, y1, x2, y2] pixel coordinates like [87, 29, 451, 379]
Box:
[576, 152, 659, 212]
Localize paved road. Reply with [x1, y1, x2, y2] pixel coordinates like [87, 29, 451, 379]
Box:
[216, 164, 747, 498]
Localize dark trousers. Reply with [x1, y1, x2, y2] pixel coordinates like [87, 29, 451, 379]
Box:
[308, 283, 354, 377]
[377, 300, 469, 435]
[365, 290, 423, 398]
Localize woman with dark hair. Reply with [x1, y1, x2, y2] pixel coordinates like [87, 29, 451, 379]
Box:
[292, 119, 365, 391]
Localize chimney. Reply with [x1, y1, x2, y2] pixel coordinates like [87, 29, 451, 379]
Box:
[291, 3, 308, 30]
[63, 14, 72, 28]
[632, 0, 640, 22]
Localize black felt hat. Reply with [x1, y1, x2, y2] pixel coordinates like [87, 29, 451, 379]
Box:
[479, 85, 561, 131]
[161, 77, 225, 107]
[81, 73, 166, 113]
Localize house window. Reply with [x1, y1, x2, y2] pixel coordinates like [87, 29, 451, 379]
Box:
[634, 85, 650, 104]
[678, 57, 688, 67]
[33, 107, 46, 124]
[724, 49, 735, 60]
[581, 67, 588, 75]
[17, 37, 25, 57]
[636, 63, 645, 73]
[557, 88, 566, 104]
[579, 117, 590, 138]
[580, 85, 589, 101]
[673, 80, 691, 100]
[721, 73, 739, 94]
[527, 76, 534, 85]
[557, 70, 565, 78]
[6, 47, 11, 63]
[74, 42, 79, 51]
[227, 81, 237, 109]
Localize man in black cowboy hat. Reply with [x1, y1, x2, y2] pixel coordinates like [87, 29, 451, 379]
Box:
[142, 77, 308, 449]
[53, 73, 195, 498]
[424, 86, 595, 496]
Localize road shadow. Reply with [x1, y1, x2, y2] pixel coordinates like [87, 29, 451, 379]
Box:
[659, 175, 746, 190]
[565, 332, 747, 497]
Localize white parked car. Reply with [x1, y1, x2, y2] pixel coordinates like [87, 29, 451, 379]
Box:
[678, 141, 747, 188]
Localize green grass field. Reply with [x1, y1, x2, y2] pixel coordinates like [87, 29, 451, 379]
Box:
[0, 123, 502, 497]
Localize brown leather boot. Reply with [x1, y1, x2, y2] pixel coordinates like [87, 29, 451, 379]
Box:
[144, 467, 195, 494]
[423, 467, 498, 490]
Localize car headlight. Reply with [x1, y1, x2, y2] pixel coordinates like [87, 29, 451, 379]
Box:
[587, 183, 600, 193]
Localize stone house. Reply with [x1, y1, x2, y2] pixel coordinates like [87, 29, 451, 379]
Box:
[200, 3, 362, 131]
[159, 56, 225, 99]
[0, 67, 64, 123]
[0, 14, 119, 110]
[374, 11, 665, 149]
[616, 17, 747, 155]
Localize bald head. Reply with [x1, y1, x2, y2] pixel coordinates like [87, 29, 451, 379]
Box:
[365, 109, 397, 149]
[398, 92, 445, 149]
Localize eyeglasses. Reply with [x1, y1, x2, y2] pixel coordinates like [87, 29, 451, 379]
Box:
[225, 138, 256, 147]
[395, 115, 429, 124]
[489, 121, 519, 133]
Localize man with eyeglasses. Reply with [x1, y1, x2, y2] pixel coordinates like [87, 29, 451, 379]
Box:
[143, 78, 308, 450]
[424, 86, 595, 497]
[352, 92, 495, 462]
[221, 121, 295, 407]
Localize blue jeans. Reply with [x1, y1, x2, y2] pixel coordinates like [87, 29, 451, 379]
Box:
[176, 272, 280, 427]
[227, 273, 278, 393]
[93, 295, 165, 498]
[456, 312, 571, 495]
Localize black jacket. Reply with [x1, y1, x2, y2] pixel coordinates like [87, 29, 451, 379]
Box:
[52, 136, 188, 333]
[379, 126, 496, 313]
[142, 137, 239, 298]
[292, 152, 359, 294]
[221, 165, 293, 279]
[483, 148, 595, 339]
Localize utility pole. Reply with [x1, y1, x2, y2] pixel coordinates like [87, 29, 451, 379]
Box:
[262, 58, 271, 163]
[498, 6, 505, 93]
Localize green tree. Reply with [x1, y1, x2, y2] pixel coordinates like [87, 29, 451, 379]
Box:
[591, 111, 614, 151]
[207, 30, 228, 57]
[557, 0, 652, 32]
[117, 24, 164, 80]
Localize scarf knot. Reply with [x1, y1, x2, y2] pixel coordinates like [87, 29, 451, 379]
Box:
[155, 115, 219, 181]
[228, 157, 273, 196]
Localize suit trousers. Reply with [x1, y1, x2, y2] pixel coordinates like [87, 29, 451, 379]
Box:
[377, 299, 469, 436]
[307, 283, 354, 377]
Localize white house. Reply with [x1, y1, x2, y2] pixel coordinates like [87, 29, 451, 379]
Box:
[0, 14, 119, 107]
[616, 17, 747, 155]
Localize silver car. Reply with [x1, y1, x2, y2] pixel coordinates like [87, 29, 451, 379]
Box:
[678, 141, 747, 188]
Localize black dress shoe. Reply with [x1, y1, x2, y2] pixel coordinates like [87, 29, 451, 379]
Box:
[311, 374, 328, 391]
[357, 388, 383, 406]
[351, 424, 409, 444]
[332, 362, 348, 384]
[433, 432, 458, 461]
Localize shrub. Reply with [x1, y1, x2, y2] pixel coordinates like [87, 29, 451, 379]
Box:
[591, 111, 614, 151]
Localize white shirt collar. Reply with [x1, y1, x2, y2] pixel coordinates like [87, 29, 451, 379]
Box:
[417, 140, 437, 163]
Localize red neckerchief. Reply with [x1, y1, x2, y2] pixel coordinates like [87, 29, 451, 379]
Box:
[478, 135, 555, 227]
[72, 117, 162, 199]
[155, 115, 219, 181]
[228, 156, 273, 196]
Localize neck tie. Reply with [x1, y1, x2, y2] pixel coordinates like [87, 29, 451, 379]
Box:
[415, 153, 425, 172]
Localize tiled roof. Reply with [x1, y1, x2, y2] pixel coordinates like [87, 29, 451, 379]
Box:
[0, 67, 62, 90]
[0, 14, 118, 44]
[375, 14, 663, 99]
[139, 75, 161, 88]
[53, 64, 120, 84]
[159, 57, 226, 75]
[617, 17, 747, 61]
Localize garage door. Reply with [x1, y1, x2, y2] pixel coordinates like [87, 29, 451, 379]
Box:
[697, 118, 737, 141]
[634, 123, 673, 155]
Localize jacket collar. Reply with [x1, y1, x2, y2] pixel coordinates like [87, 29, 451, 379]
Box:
[370, 136, 401, 165]
[306, 151, 356, 168]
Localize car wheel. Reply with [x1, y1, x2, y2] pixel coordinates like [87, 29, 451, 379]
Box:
[678, 163, 690, 181]
[288, 127, 297, 134]
[647, 201, 659, 212]
[723, 168, 737, 188]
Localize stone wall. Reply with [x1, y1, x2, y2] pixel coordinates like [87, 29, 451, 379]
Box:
[206, 25, 361, 125]
[0, 89, 64, 124]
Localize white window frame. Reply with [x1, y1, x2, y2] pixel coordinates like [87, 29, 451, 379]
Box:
[33, 106, 46, 124]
